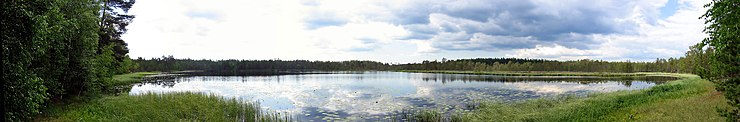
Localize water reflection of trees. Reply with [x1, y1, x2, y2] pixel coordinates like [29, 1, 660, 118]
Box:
[138, 75, 182, 87]
[137, 72, 677, 88]
[178, 70, 366, 76]
[136, 71, 378, 87]
[417, 74, 677, 86]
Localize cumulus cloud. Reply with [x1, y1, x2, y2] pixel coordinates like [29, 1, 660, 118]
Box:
[297, 0, 699, 58]
[309, 22, 409, 52]
[508, 0, 707, 61]
[380, 0, 663, 51]
[122, 0, 708, 62]
[429, 32, 540, 51]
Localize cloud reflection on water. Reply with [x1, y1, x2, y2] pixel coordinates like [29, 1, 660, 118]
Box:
[129, 71, 672, 121]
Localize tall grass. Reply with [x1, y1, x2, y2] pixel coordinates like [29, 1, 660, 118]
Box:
[52, 92, 291, 122]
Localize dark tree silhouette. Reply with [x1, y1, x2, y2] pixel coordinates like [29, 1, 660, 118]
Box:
[99, 0, 135, 73]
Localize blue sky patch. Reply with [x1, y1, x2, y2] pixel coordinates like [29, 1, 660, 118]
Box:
[660, 0, 680, 19]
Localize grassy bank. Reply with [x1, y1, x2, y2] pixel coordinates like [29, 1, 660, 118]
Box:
[412, 73, 731, 121]
[38, 72, 290, 122]
[45, 93, 288, 121]
[399, 70, 655, 77]
[109, 72, 159, 87]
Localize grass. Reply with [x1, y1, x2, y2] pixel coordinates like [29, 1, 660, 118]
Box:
[612, 78, 731, 121]
[399, 70, 656, 77]
[410, 73, 731, 121]
[38, 72, 291, 122]
[110, 72, 159, 87]
[404, 110, 464, 122]
[44, 92, 289, 122]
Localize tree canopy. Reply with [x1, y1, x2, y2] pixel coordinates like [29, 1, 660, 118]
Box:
[700, 0, 740, 120]
[2, 0, 136, 121]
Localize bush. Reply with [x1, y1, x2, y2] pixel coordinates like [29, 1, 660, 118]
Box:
[3, 71, 48, 121]
[2, 0, 51, 121]
[2, 0, 105, 121]
[701, 0, 740, 121]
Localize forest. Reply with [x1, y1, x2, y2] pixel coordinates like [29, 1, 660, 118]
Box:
[133, 52, 706, 74]
[3, 0, 137, 121]
[2, 0, 738, 121]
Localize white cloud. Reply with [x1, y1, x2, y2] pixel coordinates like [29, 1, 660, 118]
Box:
[122, 0, 709, 62]
[507, 44, 607, 60]
[123, 0, 410, 61]
[309, 22, 409, 52]
[507, 0, 707, 61]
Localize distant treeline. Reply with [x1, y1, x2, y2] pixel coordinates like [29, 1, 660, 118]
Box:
[133, 56, 392, 72]
[397, 58, 693, 73]
[134, 54, 706, 74]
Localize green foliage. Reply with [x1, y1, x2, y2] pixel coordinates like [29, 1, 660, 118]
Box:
[109, 72, 158, 88]
[2, 0, 137, 121]
[3, 0, 55, 121]
[32, 0, 105, 98]
[701, 0, 740, 121]
[3, 71, 48, 121]
[50, 92, 291, 122]
[685, 43, 714, 77]
[98, 0, 135, 65]
[88, 45, 119, 94]
[98, 0, 139, 75]
[117, 56, 139, 73]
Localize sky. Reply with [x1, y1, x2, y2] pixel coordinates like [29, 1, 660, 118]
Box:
[122, 0, 708, 63]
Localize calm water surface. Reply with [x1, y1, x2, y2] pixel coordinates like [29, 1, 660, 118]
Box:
[129, 71, 676, 121]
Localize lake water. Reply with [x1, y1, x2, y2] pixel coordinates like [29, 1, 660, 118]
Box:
[129, 71, 676, 121]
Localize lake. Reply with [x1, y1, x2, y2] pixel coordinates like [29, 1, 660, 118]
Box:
[129, 71, 677, 121]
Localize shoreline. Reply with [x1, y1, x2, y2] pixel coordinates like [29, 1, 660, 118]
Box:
[38, 71, 728, 121]
[397, 70, 676, 77]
